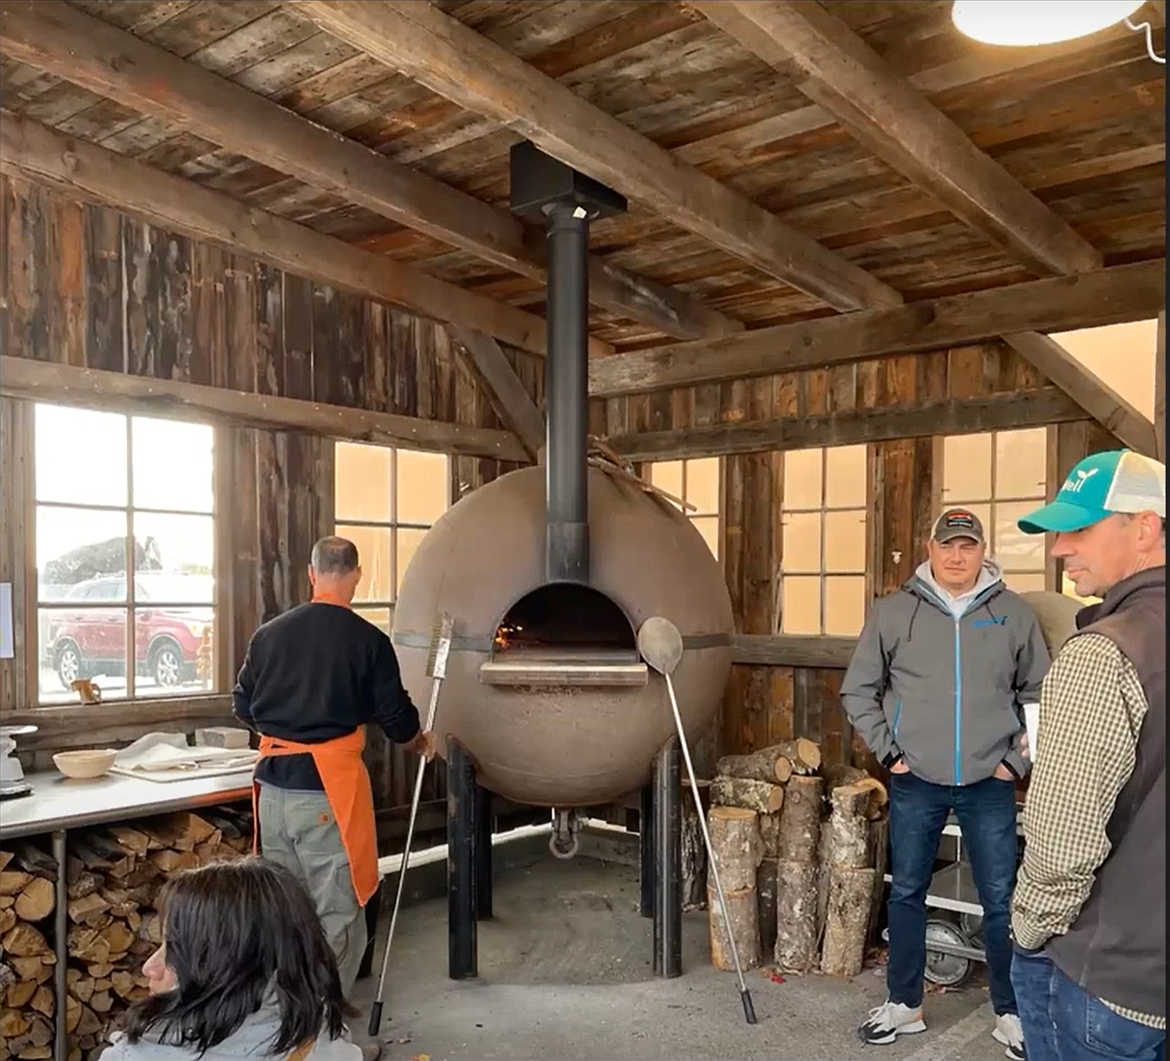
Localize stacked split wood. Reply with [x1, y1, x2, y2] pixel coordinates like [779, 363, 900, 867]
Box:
[705, 807, 762, 972]
[0, 805, 252, 1061]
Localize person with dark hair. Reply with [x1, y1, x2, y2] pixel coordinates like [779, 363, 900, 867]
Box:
[233, 535, 434, 1049]
[101, 858, 362, 1060]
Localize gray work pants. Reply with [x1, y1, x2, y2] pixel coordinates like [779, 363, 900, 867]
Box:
[256, 783, 368, 996]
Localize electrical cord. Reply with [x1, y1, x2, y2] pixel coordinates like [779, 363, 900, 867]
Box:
[1126, 16, 1166, 64]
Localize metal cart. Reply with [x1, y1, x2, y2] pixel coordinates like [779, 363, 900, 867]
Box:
[882, 808, 1024, 986]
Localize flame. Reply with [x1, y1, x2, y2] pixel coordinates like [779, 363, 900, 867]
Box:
[494, 621, 523, 649]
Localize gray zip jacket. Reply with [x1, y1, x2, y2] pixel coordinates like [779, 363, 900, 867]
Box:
[840, 560, 1050, 786]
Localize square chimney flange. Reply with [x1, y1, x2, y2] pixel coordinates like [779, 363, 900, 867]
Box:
[509, 141, 627, 222]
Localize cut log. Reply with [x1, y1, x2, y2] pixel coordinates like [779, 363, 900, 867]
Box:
[758, 811, 781, 860]
[109, 971, 135, 999]
[7, 958, 50, 985]
[715, 747, 794, 784]
[0, 1010, 29, 1037]
[0, 874, 32, 898]
[774, 859, 819, 973]
[0, 895, 13, 910]
[681, 793, 707, 912]
[14, 879, 54, 923]
[822, 867, 876, 978]
[98, 889, 138, 919]
[867, 811, 890, 947]
[89, 991, 112, 1015]
[67, 894, 110, 927]
[0, 908, 15, 935]
[1, 925, 48, 958]
[0, 851, 12, 873]
[4, 981, 36, 1009]
[706, 806, 762, 892]
[104, 826, 150, 858]
[5, 846, 56, 884]
[148, 849, 199, 875]
[756, 858, 778, 958]
[74, 1003, 100, 1037]
[710, 777, 784, 814]
[770, 739, 821, 775]
[826, 783, 873, 870]
[815, 815, 832, 948]
[66, 873, 101, 902]
[27, 987, 51, 1019]
[707, 884, 761, 972]
[776, 775, 824, 862]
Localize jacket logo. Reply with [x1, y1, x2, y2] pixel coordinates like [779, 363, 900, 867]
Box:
[972, 617, 1007, 627]
[1062, 467, 1099, 493]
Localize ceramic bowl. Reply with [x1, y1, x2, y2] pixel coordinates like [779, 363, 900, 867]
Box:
[53, 749, 117, 780]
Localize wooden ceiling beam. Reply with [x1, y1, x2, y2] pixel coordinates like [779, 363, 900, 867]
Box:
[447, 327, 546, 461]
[694, 1, 1103, 278]
[0, 110, 617, 358]
[291, 0, 903, 313]
[0, 357, 529, 461]
[589, 260, 1166, 397]
[1002, 333, 1159, 457]
[608, 388, 1085, 462]
[0, 0, 735, 342]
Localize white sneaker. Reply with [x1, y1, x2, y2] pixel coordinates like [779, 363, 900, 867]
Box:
[858, 1000, 927, 1044]
[993, 1013, 1026, 1060]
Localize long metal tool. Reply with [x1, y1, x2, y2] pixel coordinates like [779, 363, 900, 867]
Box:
[637, 617, 758, 1025]
[369, 612, 454, 1037]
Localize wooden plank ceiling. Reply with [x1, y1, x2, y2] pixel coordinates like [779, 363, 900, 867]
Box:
[0, 0, 1163, 354]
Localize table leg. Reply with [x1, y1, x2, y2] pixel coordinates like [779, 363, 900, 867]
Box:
[52, 829, 67, 1061]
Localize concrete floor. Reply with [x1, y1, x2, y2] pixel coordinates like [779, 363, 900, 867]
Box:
[351, 851, 1011, 1061]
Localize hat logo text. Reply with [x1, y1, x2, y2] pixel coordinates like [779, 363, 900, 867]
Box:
[1062, 467, 1099, 493]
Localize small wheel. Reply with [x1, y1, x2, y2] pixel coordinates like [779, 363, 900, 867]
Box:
[924, 919, 972, 987]
[960, 910, 984, 941]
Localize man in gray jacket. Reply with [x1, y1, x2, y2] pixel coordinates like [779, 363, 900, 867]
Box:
[842, 508, 1050, 1060]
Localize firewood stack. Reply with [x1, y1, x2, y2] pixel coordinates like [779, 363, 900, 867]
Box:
[706, 743, 889, 979]
[0, 805, 253, 1061]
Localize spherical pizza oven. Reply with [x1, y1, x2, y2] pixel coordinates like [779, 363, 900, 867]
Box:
[391, 464, 733, 807]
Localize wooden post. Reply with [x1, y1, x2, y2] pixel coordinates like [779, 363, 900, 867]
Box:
[653, 738, 682, 979]
[447, 736, 477, 981]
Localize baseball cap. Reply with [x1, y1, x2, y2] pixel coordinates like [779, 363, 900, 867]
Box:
[1017, 450, 1166, 535]
[933, 508, 985, 544]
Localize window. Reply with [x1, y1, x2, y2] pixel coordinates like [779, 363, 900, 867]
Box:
[648, 458, 721, 559]
[34, 404, 216, 703]
[334, 443, 450, 637]
[780, 445, 868, 636]
[940, 428, 1048, 594]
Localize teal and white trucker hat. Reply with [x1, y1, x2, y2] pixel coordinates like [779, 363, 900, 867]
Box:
[1017, 450, 1166, 535]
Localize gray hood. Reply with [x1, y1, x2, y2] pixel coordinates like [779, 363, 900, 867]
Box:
[912, 559, 1004, 618]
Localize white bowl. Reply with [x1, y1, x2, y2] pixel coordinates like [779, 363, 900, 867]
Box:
[53, 749, 117, 780]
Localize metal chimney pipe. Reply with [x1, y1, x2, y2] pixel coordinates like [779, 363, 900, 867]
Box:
[545, 202, 590, 584]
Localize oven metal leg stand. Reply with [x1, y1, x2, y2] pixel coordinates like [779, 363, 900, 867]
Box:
[653, 736, 682, 978]
[474, 782, 493, 921]
[639, 782, 655, 918]
[53, 830, 67, 1061]
[447, 736, 478, 980]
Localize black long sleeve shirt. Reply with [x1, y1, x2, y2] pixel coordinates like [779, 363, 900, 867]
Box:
[232, 602, 421, 791]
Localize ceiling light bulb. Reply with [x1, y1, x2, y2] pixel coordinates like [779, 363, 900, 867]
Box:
[952, 0, 1144, 46]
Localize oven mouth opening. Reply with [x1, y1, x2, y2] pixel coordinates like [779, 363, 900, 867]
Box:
[480, 583, 646, 687]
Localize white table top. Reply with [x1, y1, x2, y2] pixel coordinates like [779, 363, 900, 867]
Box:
[0, 769, 253, 840]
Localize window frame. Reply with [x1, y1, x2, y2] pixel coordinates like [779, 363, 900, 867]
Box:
[647, 457, 724, 564]
[779, 445, 871, 638]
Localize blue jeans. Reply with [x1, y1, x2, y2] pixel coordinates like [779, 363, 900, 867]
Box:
[887, 771, 1018, 1013]
[1011, 949, 1165, 1061]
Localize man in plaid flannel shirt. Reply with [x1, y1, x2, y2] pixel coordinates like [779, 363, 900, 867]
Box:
[1011, 450, 1165, 1061]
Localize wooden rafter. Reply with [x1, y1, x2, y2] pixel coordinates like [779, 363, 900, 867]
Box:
[0, 356, 529, 461]
[291, 0, 904, 313]
[589, 260, 1166, 396]
[447, 328, 546, 461]
[606, 388, 1085, 461]
[695, 1, 1103, 277]
[0, 110, 615, 359]
[0, 0, 737, 342]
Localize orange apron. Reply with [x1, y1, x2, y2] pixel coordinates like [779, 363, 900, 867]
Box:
[250, 592, 379, 907]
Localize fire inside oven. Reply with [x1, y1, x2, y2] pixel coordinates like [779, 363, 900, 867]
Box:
[493, 583, 637, 661]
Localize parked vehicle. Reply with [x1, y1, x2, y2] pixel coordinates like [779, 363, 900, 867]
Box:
[46, 574, 212, 691]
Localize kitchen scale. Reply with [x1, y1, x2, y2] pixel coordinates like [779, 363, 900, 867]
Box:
[0, 724, 37, 799]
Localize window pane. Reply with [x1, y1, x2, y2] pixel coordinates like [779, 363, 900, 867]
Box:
[40, 606, 128, 703]
[397, 528, 428, 595]
[995, 429, 1046, 500]
[995, 502, 1047, 572]
[784, 449, 822, 509]
[132, 417, 214, 513]
[650, 461, 683, 506]
[824, 510, 866, 572]
[133, 513, 214, 586]
[781, 576, 821, 635]
[335, 442, 392, 522]
[942, 434, 992, 502]
[825, 446, 867, 508]
[337, 524, 392, 603]
[136, 606, 214, 697]
[686, 458, 720, 514]
[355, 607, 392, 639]
[1006, 572, 1046, 594]
[782, 512, 821, 573]
[691, 515, 719, 559]
[36, 404, 127, 506]
[397, 451, 449, 525]
[136, 572, 214, 605]
[825, 576, 866, 636]
[37, 507, 128, 602]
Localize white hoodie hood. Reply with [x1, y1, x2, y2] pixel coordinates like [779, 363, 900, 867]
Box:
[914, 558, 1004, 619]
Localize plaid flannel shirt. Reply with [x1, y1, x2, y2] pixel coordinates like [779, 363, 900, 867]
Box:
[1012, 633, 1164, 1030]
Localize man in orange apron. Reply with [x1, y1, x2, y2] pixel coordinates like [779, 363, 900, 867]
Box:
[232, 536, 433, 1008]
